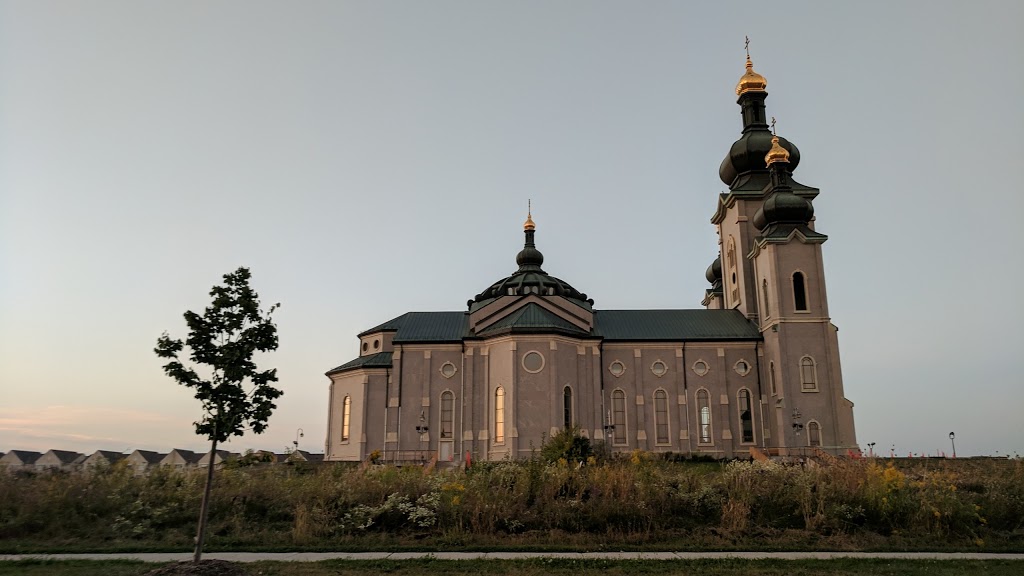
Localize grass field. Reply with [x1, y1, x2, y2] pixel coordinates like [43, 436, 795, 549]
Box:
[1, 559, 1023, 576]
[2, 456, 1021, 554]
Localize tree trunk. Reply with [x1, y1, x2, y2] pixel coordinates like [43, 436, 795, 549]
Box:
[193, 436, 218, 563]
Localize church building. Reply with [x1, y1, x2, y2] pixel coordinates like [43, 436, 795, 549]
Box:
[324, 54, 858, 462]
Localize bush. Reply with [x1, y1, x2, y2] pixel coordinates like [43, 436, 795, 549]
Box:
[539, 426, 592, 464]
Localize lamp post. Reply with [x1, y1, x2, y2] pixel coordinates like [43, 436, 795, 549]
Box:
[867, 442, 876, 458]
[415, 412, 429, 461]
[948, 432, 956, 458]
[293, 428, 304, 451]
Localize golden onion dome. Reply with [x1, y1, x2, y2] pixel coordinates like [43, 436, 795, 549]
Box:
[524, 208, 535, 231]
[735, 56, 767, 96]
[765, 134, 790, 166]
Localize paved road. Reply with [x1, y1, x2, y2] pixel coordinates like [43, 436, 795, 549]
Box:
[2, 552, 1023, 562]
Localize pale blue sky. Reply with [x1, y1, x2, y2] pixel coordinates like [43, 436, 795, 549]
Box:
[1, 1, 1022, 457]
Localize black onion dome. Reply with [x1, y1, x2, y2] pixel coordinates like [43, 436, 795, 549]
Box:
[705, 256, 722, 284]
[471, 223, 592, 307]
[753, 191, 814, 229]
[719, 133, 800, 188]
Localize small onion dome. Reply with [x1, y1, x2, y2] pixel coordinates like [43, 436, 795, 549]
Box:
[736, 56, 767, 96]
[524, 212, 535, 231]
[765, 134, 790, 165]
[719, 132, 800, 186]
[516, 243, 544, 269]
[753, 189, 815, 230]
[705, 256, 722, 285]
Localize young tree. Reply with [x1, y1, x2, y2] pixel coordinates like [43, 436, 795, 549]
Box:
[155, 267, 281, 563]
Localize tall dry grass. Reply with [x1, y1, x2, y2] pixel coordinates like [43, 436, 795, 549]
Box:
[1, 456, 1021, 549]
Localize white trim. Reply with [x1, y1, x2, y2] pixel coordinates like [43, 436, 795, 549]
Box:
[608, 360, 626, 378]
[650, 359, 668, 377]
[692, 359, 710, 377]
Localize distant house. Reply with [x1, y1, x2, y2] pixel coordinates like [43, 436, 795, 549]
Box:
[124, 450, 166, 475]
[196, 450, 238, 469]
[35, 450, 85, 471]
[161, 449, 202, 470]
[285, 450, 324, 464]
[0, 450, 43, 472]
[82, 450, 128, 471]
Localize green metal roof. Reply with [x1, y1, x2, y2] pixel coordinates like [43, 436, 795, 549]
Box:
[593, 309, 760, 341]
[477, 303, 590, 337]
[326, 351, 393, 375]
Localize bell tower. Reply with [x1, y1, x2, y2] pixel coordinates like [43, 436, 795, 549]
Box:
[748, 126, 857, 454]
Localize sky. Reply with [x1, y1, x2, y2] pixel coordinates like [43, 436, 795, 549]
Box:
[1, 1, 1022, 458]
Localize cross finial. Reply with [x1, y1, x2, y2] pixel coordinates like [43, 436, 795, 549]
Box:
[528, 199, 532, 218]
[744, 36, 750, 59]
[770, 116, 776, 135]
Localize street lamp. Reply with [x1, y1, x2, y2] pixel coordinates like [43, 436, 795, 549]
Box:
[867, 442, 876, 458]
[293, 428, 304, 450]
[948, 432, 956, 458]
[415, 412, 429, 460]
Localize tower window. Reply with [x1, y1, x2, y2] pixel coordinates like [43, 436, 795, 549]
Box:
[494, 387, 505, 443]
[697, 389, 712, 444]
[341, 395, 351, 442]
[612, 389, 627, 445]
[762, 279, 771, 318]
[769, 361, 777, 395]
[654, 389, 670, 445]
[440, 391, 454, 439]
[563, 386, 573, 428]
[800, 356, 818, 392]
[808, 421, 822, 447]
[793, 272, 808, 311]
[738, 389, 754, 443]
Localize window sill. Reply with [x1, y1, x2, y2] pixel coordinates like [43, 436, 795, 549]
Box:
[801, 389, 820, 393]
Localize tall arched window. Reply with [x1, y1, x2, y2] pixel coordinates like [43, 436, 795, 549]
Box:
[494, 387, 505, 443]
[762, 279, 771, 318]
[440, 391, 454, 439]
[697, 389, 712, 444]
[563, 386, 573, 428]
[800, 357, 818, 391]
[808, 421, 822, 447]
[737, 389, 753, 443]
[341, 395, 351, 442]
[769, 361, 777, 395]
[793, 272, 808, 311]
[727, 238, 738, 304]
[612, 389, 626, 444]
[654, 389, 670, 445]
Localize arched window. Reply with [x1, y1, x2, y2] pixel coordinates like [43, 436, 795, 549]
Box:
[738, 389, 754, 443]
[808, 421, 822, 447]
[494, 387, 505, 443]
[654, 389, 670, 445]
[563, 386, 573, 428]
[793, 272, 808, 311]
[762, 279, 771, 318]
[800, 357, 818, 391]
[798, 354, 815, 389]
[612, 389, 626, 445]
[341, 395, 351, 442]
[440, 391, 454, 439]
[769, 361, 777, 395]
[697, 389, 712, 444]
[727, 238, 738, 304]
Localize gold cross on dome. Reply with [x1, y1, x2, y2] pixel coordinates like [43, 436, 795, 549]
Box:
[744, 36, 750, 58]
[770, 116, 776, 135]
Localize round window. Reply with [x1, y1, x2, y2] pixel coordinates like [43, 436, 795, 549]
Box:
[373, 339, 380, 350]
[609, 361, 625, 377]
[734, 360, 750, 376]
[651, 360, 668, 377]
[362, 342, 368, 352]
[522, 351, 545, 373]
[692, 360, 709, 376]
[440, 362, 457, 379]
